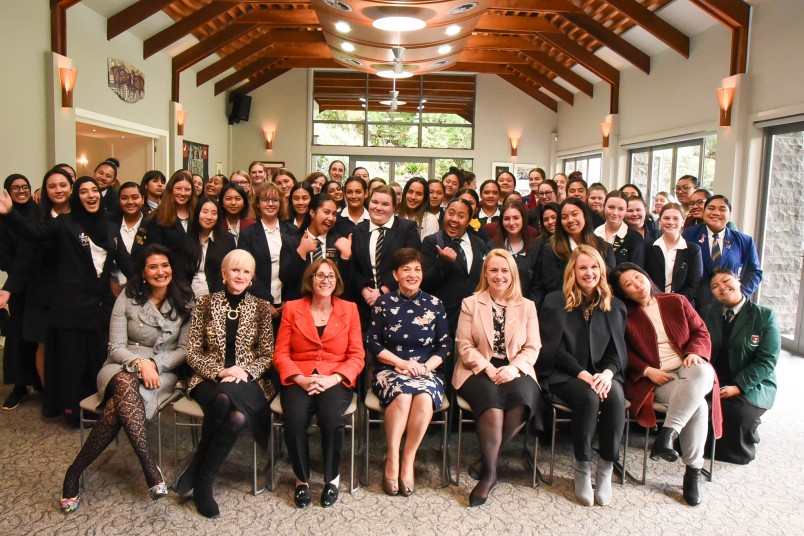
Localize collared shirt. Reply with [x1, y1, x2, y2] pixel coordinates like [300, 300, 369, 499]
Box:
[369, 216, 395, 286]
[568, 236, 579, 251]
[594, 222, 628, 245]
[261, 220, 283, 303]
[455, 232, 473, 269]
[120, 215, 143, 254]
[88, 237, 107, 278]
[306, 229, 328, 261]
[654, 235, 688, 292]
[478, 207, 500, 224]
[227, 219, 241, 246]
[178, 216, 189, 232]
[707, 226, 726, 253]
[725, 296, 747, 319]
[147, 199, 158, 212]
[191, 234, 213, 297]
[341, 205, 369, 225]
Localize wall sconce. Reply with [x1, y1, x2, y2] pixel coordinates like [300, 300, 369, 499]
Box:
[265, 130, 275, 151]
[76, 155, 88, 168]
[58, 67, 78, 108]
[717, 86, 735, 127]
[600, 121, 612, 148]
[510, 137, 519, 157]
[176, 109, 187, 136]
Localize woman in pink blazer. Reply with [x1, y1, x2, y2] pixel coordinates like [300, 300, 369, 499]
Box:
[453, 249, 543, 507]
[273, 259, 365, 509]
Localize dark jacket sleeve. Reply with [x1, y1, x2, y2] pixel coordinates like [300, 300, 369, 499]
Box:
[540, 241, 564, 294]
[379, 221, 421, 291]
[680, 242, 704, 304]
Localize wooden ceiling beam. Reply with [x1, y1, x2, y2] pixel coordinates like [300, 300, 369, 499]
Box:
[172, 23, 258, 74]
[107, 0, 175, 40]
[458, 50, 529, 64]
[488, 0, 581, 12]
[215, 57, 279, 95]
[476, 13, 562, 34]
[599, 0, 689, 58]
[561, 12, 650, 73]
[521, 49, 594, 97]
[234, 69, 291, 95]
[509, 64, 573, 105]
[260, 43, 330, 58]
[536, 33, 620, 85]
[499, 75, 558, 112]
[143, 2, 235, 59]
[466, 35, 543, 50]
[235, 9, 320, 25]
[689, 0, 750, 28]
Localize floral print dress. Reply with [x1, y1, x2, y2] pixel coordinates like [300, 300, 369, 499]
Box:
[367, 290, 452, 409]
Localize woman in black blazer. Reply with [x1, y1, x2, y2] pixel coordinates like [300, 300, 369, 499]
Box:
[594, 191, 645, 268]
[146, 169, 197, 253]
[538, 245, 627, 507]
[644, 203, 703, 305]
[0, 176, 134, 423]
[351, 185, 421, 328]
[421, 197, 489, 336]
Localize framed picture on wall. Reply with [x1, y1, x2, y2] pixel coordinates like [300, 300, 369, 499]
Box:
[260, 161, 285, 181]
[513, 163, 539, 195]
[183, 140, 209, 180]
[491, 162, 512, 180]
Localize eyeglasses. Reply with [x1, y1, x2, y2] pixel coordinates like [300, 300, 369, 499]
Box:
[10, 184, 30, 192]
[675, 184, 694, 192]
[261, 197, 281, 204]
[313, 273, 337, 281]
[690, 199, 707, 207]
[232, 180, 250, 186]
[537, 191, 554, 198]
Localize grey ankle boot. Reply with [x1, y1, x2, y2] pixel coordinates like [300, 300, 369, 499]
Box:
[594, 459, 614, 506]
[574, 459, 593, 506]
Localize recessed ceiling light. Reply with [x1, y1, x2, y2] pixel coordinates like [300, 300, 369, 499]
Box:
[438, 45, 452, 54]
[92, 129, 96, 132]
[420, 99, 427, 104]
[324, 0, 351, 12]
[448, 3, 478, 15]
[341, 42, 356, 52]
[373, 16, 426, 32]
[376, 70, 413, 79]
[335, 21, 351, 33]
[445, 25, 461, 36]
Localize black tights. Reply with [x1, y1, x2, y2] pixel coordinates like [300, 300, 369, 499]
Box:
[473, 406, 528, 498]
[193, 393, 247, 488]
[62, 372, 160, 498]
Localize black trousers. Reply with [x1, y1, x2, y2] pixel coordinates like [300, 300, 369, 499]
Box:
[549, 377, 625, 462]
[280, 383, 353, 483]
[711, 396, 767, 465]
[2, 293, 37, 387]
[43, 328, 107, 419]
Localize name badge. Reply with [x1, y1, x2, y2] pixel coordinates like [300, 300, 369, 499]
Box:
[751, 335, 759, 344]
[78, 232, 89, 247]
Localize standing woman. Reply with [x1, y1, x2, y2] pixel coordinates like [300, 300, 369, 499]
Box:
[427, 179, 445, 219]
[60, 244, 193, 513]
[491, 199, 540, 301]
[454, 250, 543, 506]
[526, 168, 545, 209]
[594, 191, 645, 267]
[397, 176, 439, 240]
[273, 259, 365, 509]
[176, 250, 275, 518]
[477, 180, 501, 225]
[421, 198, 488, 335]
[529, 202, 560, 309]
[274, 169, 298, 219]
[94, 161, 121, 222]
[0, 177, 134, 422]
[612, 263, 718, 506]
[328, 160, 346, 183]
[645, 202, 703, 305]
[541, 198, 615, 294]
[219, 183, 255, 246]
[553, 173, 568, 202]
[351, 166, 370, 182]
[441, 168, 462, 206]
[587, 183, 607, 223]
[652, 191, 674, 220]
[625, 195, 661, 244]
[285, 183, 314, 232]
[324, 180, 345, 211]
[146, 170, 197, 253]
[538, 246, 628, 506]
[303, 172, 328, 196]
[496, 171, 517, 201]
[336, 176, 369, 236]
[140, 170, 166, 216]
[177, 197, 236, 298]
[204, 174, 227, 200]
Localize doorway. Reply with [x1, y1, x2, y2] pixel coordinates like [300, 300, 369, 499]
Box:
[76, 122, 155, 182]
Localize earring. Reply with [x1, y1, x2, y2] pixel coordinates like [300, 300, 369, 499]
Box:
[222, 279, 227, 285]
[249, 281, 253, 287]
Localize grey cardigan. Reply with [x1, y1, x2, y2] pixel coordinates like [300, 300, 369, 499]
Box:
[97, 293, 190, 419]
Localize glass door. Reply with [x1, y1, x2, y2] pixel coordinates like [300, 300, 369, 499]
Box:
[757, 122, 804, 353]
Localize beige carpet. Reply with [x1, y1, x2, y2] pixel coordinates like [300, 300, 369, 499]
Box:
[1, 349, 803, 535]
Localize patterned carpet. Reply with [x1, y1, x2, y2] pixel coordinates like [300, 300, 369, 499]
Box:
[1, 348, 802, 536]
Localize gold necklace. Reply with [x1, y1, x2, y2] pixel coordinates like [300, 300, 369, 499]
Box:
[310, 305, 332, 323]
[225, 300, 244, 320]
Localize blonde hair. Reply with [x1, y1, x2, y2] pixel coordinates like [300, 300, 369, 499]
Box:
[221, 249, 256, 273]
[563, 245, 612, 312]
[475, 249, 523, 302]
[229, 170, 249, 182]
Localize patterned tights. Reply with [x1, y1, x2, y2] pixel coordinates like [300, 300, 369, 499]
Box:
[62, 372, 161, 498]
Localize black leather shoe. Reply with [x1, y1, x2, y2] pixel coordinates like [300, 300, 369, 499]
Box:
[320, 483, 339, 508]
[650, 426, 679, 462]
[683, 466, 702, 506]
[294, 484, 311, 509]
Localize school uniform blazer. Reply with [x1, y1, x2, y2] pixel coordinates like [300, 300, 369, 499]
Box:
[537, 291, 628, 386]
[2, 209, 134, 331]
[278, 230, 352, 302]
[100, 187, 121, 222]
[623, 293, 720, 435]
[239, 221, 293, 303]
[145, 216, 191, 254]
[351, 217, 421, 292]
[112, 216, 148, 257]
[644, 240, 703, 304]
[273, 297, 365, 388]
[452, 291, 541, 390]
[682, 224, 763, 306]
[612, 227, 646, 267]
[703, 301, 780, 410]
[186, 291, 275, 401]
[421, 231, 488, 335]
[540, 240, 616, 295]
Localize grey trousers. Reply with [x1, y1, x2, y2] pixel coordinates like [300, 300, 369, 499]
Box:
[653, 364, 715, 469]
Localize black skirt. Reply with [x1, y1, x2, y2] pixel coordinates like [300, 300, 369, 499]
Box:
[192, 379, 271, 448]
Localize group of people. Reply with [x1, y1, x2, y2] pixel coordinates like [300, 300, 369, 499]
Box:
[0, 160, 779, 517]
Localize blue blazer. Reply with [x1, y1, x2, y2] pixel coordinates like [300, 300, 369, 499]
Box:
[682, 224, 762, 308]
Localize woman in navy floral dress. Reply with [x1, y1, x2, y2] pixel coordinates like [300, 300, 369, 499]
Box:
[367, 248, 452, 497]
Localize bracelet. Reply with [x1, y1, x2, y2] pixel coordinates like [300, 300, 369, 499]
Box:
[333, 373, 343, 383]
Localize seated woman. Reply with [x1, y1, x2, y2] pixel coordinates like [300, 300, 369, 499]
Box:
[273, 259, 365, 509]
[175, 250, 275, 519]
[454, 249, 543, 507]
[704, 268, 779, 465]
[538, 245, 627, 507]
[60, 245, 193, 513]
[611, 263, 719, 506]
[367, 248, 452, 497]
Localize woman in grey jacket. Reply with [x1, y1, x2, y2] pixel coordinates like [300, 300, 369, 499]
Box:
[60, 244, 193, 513]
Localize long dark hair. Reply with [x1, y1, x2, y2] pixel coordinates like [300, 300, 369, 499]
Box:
[39, 168, 73, 221]
[303, 193, 336, 233]
[126, 244, 193, 320]
[186, 196, 223, 273]
[396, 176, 429, 230]
[551, 198, 608, 261]
[610, 262, 661, 305]
[494, 199, 532, 250]
[218, 183, 250, 220]
[287, 182, 314, 224]
[538, 201, 560, 238]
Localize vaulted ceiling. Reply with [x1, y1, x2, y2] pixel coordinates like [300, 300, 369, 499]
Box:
[51, 0, 751, 113]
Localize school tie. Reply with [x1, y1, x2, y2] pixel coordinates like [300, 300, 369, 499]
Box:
[453, 236, 468, 271]
[375, 227, 386, 287]
[711, 232, 721, 263]
[312, 238, 324, 260]
[724, 308, 735, 323]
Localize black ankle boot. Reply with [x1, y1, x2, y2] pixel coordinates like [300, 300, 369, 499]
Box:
[650, 426, 679, 462]
[683, 466, 702, 506]
[193, 481, 220, 518]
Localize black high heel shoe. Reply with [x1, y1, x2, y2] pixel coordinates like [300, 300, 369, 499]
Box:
[650, 427, 680, 462]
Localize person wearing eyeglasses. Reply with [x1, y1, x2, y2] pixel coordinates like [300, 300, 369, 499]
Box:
[674, 175, 699, 211]
[274, 259, 365, 509]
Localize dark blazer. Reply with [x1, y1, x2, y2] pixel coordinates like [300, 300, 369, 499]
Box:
[537, 291, 628, 386]
[100, 187, 121, 222]
[145, 217, 191, 254]
[351, 217, 420, 292]
[112, 216, 148, 257]
[176, 232, 236, 294]
[644, 239, 704, 305]
[240, 220, 295, 303]
[278, 230, 352, 302]
[421, 231, 488, 335]
[682, 224, 763, 308]
[334, 212, 368, 237]
[541, 240, 616, 295]
[610, 227, 646, 268]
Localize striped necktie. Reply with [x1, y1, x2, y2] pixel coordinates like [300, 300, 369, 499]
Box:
[312, 238, 323, 260]
[711, 232, 721, 263]
[375, 227, 386, 287]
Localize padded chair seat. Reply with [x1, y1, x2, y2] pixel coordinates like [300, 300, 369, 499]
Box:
[653, 401, 669, 413]
[270, 392, 358, 416]
[366, 390, 450, 414]
[173, 396, 204, 419]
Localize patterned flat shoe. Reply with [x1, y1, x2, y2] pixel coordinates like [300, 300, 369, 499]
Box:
[60, 496, 81, 514]
[149, 467, 169, 501]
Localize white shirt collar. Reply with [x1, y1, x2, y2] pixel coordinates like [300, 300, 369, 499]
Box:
[654, 234, 688, 252]
[594, 222, 628, 243]
[369, 215, 395, 233]
[728, 296, 747, 317]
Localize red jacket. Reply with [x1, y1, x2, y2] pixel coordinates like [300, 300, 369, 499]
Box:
[623, 293, 722, 437]
[273, 296, 365, 387]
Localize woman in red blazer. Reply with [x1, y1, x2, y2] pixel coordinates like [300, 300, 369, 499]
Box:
[273, 259, 365, 509]
[611, 263, 721, 506]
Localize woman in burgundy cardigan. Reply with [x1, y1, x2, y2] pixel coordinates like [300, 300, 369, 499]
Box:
[611, 263, 721, 507]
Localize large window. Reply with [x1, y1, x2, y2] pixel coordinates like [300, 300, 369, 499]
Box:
[313, 155, 472, 186]
[627, 136, 716, 201]
[312, 71, 475, 149]
[562, 154, 602, 183]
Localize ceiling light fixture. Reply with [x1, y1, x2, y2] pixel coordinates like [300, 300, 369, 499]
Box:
[373, 16, 426, 32]
[341, 42, 356, 52]
[445, 25, 461, 36]
[438, 45, 452, 55]
[335, 21, 351, 33]
[376, 69, 413, 79]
